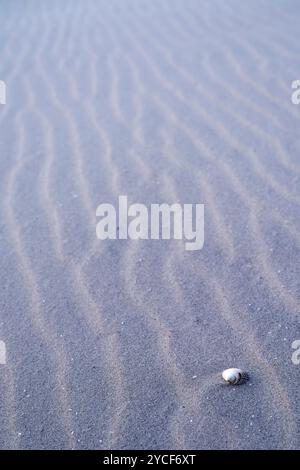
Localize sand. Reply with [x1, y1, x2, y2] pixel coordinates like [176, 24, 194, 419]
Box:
[0, 0, 300, 450]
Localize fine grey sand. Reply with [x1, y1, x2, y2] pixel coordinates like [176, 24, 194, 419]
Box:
[0, 0, 300, 450]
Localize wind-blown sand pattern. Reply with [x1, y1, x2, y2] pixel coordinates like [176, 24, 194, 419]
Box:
[0, 0, 300, 449]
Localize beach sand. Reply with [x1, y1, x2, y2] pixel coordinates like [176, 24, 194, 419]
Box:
[0, 0, 300, 449]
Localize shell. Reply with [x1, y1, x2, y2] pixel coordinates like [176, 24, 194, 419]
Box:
[222, 368, 244, 385]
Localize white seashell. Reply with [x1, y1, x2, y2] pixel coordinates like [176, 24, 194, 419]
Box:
[222, 368, 244, 385]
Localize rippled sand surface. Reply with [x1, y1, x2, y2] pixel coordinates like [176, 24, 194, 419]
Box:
[0, 0, 300, 449]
